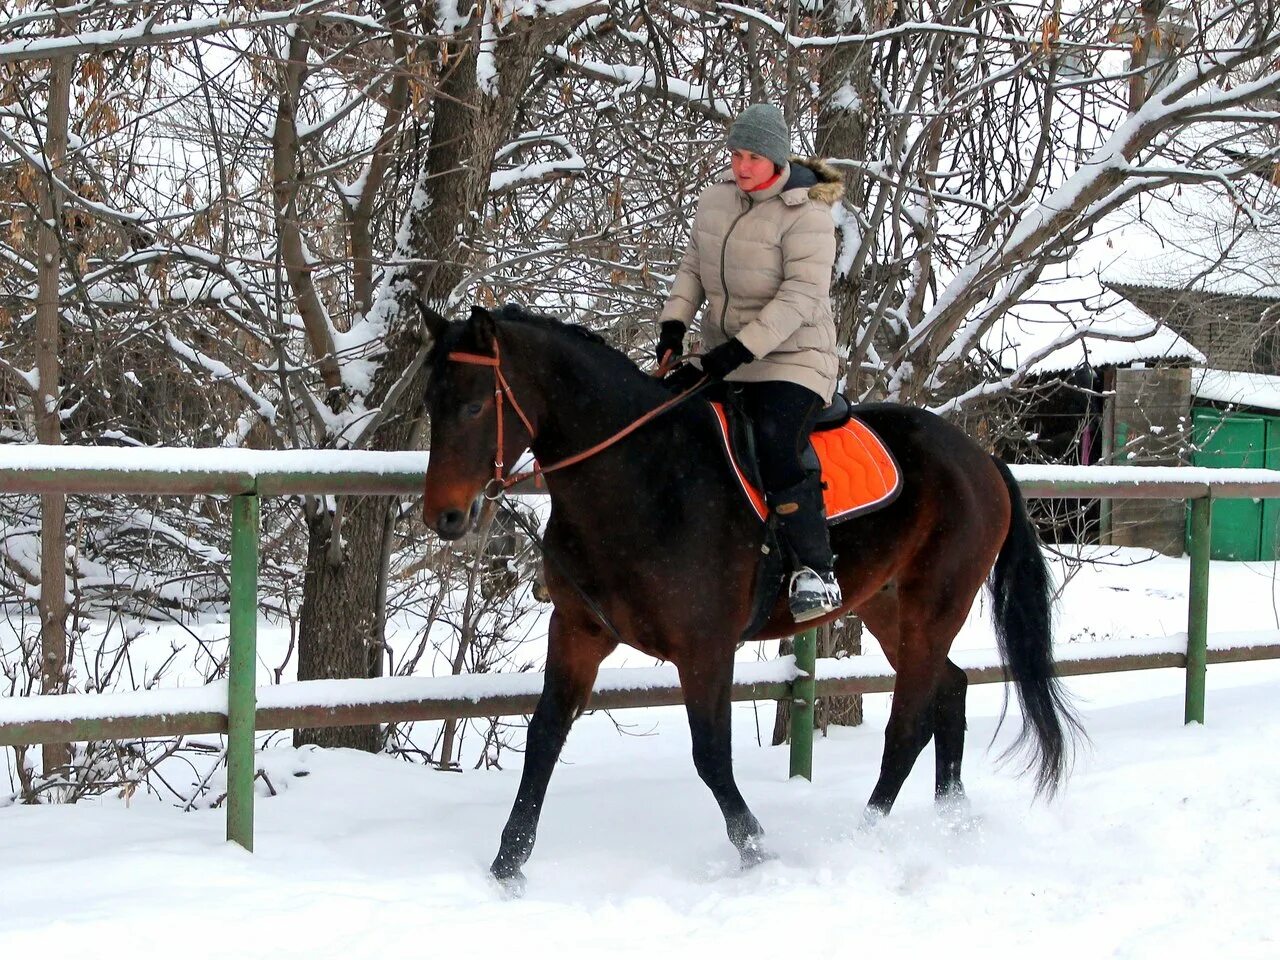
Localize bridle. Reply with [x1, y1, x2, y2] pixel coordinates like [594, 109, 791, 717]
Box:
[444, 339, 539, 499]
[429, 334, 707, 649]
[443, 338, 707, 500]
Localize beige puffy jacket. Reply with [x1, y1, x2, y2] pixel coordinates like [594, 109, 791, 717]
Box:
[659, 158, 843, 402]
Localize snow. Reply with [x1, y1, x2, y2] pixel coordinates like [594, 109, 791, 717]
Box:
[0, 681, 228, 725]
[2, 673, 1279, 958]
[477, 8, 498, 97]
[0, 447, 428, 475]
[1007, 464, 1280, 487]
[1192, 367, 1280, 414]
[2, 548, 1280, 955]
[2, 447, 1274, 494]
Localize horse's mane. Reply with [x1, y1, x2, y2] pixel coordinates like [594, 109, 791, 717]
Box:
[492, 303, 649, 380]
[490, 303, 613, 351]
[425, 301, 683, 427]
[429, 302, 655, 388]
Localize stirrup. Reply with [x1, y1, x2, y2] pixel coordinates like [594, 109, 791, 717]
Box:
[788, 567, 841, 623]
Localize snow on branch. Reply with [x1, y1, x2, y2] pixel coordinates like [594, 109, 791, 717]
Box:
[0, 1, 353, 65]
[163, 330, 279, 424]
[910, 28, 1280, 372]
[490, 157, 587, 195]
[718, 2, 1032, 48]
[544, 45, 734, 120]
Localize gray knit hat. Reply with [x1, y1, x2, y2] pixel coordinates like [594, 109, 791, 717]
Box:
[726, 103, 791, 168]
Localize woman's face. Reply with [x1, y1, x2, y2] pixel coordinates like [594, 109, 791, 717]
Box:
[730, 149, 777, 191]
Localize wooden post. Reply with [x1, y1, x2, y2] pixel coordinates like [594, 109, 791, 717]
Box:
[226, 495, 259, 850]
[1185, 495, 1211, 724]
[789, 627, 817, 780]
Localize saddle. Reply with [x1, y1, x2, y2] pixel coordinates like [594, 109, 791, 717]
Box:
[709, 388, 902, 640]
[710, 392, 901, 525]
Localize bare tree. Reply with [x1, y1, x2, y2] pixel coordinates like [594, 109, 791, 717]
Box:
[31, 26, 74, 781]
[2, 1, 1279, 792]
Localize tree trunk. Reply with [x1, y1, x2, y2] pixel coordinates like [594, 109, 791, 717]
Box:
[294, 330, 424, 752]
[817, 0, 877, 387]
[35, 49, 75, 781]
[816, 617, 863, 730]
[294, 9, 598, 751]
[294, 502, 391, 751]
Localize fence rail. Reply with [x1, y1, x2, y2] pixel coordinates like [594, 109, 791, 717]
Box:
[3, 636, 1278, 749]
[2, 449, 1279, 851]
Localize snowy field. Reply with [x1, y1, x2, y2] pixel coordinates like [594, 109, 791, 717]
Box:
[2, 548, 1279, 959]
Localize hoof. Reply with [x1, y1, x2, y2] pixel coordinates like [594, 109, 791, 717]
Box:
[489, 865, 527, 899]
[937, 793, 982, 834]
[738, 836, 778, 869]
[859, 805, 889, 833]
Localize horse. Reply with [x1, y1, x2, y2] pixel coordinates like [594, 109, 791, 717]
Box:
[418, 302, 1079, 890]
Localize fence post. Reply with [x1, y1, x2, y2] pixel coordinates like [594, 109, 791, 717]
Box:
[227, 494, 259, 850]
[1185, 494, 1211, 725]
[789, 627, 817, 780]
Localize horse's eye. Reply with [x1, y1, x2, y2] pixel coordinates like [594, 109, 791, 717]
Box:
[463, 401, 484, 419]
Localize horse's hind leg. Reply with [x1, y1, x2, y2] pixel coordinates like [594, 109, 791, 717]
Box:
[865, 648, 941, 818]
[933, 659, 968, 806]
[491, 610, 615, 888]
[863, 579, 975, 818]
[678, 654, 767, 865]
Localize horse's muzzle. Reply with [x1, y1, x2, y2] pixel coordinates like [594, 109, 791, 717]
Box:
[434, 496, 482, 540]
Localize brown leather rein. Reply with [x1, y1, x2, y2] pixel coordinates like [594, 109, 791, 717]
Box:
[442, 339, 706, 500]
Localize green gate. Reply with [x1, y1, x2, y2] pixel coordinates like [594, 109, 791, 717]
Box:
[1191, 408, 1280, 560]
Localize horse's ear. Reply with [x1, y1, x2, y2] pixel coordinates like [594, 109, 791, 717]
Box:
[469, 304, 497, 348]
[414, 296, 448, 345]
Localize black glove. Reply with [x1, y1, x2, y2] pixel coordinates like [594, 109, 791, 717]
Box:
[699, 338, 754, 381]
[655, 321, 686, 365]
[662, 363, 704, 394]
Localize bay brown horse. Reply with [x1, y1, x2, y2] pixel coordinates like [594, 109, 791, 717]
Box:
[419, 303, 1079, 890]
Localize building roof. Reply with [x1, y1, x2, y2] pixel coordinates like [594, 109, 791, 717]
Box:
[980, 171, 1275, 375]
[1098, 180, 1280, 302]
[981, 269, 1205, 375]
[1192, 367, 1280, 414]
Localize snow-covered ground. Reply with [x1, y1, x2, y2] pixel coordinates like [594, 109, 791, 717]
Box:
[2, 548, 1279, 959]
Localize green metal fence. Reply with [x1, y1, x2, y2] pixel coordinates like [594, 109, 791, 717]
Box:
[2, 451, 1279, 852]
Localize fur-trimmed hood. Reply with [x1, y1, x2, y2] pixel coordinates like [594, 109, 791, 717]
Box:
[786, 156, 845, 205]
[718, 156, 845, 206]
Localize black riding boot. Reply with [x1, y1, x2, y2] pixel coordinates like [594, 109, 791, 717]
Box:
[769, 474, 842, 622]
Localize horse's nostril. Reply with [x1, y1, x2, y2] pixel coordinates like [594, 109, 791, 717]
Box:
[437, 508, 467, 539]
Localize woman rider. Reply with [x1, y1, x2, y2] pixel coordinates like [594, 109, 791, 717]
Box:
[657, 103, 845, 623]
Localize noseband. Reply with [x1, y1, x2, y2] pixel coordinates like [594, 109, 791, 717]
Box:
[446, 340, 539, 498]
[441, 338, 706, 500]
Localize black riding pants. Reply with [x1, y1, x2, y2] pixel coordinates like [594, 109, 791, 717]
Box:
[736, 381, 823, 493]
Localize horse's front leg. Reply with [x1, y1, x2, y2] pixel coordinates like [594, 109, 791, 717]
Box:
[678, 654, 769, 866]
[491, 610, 614, 891]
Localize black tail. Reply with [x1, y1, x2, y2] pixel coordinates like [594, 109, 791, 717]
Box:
[988, 457, 1083, 798]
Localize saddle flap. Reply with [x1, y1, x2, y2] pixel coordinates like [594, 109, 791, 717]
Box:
[712, 401, 902, 524]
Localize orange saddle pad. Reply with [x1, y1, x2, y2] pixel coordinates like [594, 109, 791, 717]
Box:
[711, 402, 901, 523]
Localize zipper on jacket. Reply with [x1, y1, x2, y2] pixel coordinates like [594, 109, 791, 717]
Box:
[717, 195, 755, 344]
